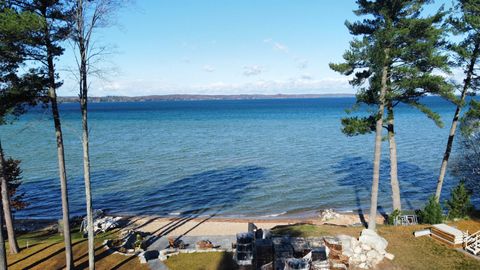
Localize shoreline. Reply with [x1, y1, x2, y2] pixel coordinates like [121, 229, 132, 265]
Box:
[15, 209, 387, 234]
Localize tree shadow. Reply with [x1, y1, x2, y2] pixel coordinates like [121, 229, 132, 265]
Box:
[103, 165, 267, 217]
[332, 156, 441, 220]
[17, 169, 130, 219]
[111, 166, 267, 247]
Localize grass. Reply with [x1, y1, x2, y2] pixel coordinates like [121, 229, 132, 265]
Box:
[6, 228, 149, 270]
[165, 252, 236, 270]
[164, 219, 480, 270]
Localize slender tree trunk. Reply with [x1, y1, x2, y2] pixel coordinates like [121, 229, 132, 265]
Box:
[0, 142, 19, 254]
[45, 32, 74, 268]
[435, 40, 480, 202]
[387, 104, 401, 211]
[81, 74, 95, 270]
[0, 189, 6, 270]
[369, 53, 389, 230]
[76, 1, 95, 268]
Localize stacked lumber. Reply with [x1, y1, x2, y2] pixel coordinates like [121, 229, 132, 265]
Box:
[430, 224, 464, 248]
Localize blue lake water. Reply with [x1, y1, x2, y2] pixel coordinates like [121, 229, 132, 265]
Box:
[0, 97, 475, 219]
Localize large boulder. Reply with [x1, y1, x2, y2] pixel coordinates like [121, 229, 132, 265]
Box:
[358, 229, 388, 252]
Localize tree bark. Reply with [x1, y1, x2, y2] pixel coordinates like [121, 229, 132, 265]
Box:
[0, 187, 6, 270]
[45, 24, 74, 268]
[435, 40, 480, 202]
[0, 142, 19, 254]
[76, 1, 95, 268]
[387, 104, 401, 211]
[369, 51, 389, 230]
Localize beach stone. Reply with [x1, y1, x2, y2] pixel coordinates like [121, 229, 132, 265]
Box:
[359, 229, 388, 252]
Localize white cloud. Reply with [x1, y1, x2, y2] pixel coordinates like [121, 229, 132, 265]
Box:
[203, 65, 215, 72]
[264, 39, 289, 53]
[77, 76, 352, 96]
[243, 65, 264, 76]
[301, 74, 313, 80]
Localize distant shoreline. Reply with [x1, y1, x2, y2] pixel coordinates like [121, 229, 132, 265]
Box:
[57, 93, 355, 103]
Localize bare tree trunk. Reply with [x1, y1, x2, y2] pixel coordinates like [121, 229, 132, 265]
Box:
[387, 105, 401, 211]
[76, 1, 95, 268]
[0, 142, 19, 254]
[0, 190, 6, 270]
[46, 40, 74, 268]
[369, 54, 388, 230]
[81, 81, 95, 270]
[435, 40, 480, 202]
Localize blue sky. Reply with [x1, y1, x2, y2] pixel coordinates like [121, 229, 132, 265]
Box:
[57, 0, 450, 96]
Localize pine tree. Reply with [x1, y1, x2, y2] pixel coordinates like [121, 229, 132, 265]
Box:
[446, 181, 472, 219]
[436, 0, 480, 202]
[330, 0, 453, 229]
[8, 0, 75, 267]
[0, 2, 44, 256]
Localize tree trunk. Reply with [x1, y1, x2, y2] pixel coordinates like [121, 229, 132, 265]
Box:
[81, 76, 95, 270]
[46, 34, 74, 268]
[369, 54, 388, 230]
[76, 1, 95, 267]
[0, 189, 6, 270]
[435, 40, 480, 202]
[0, 142, 19, 254]
[387, 105, 401, 211]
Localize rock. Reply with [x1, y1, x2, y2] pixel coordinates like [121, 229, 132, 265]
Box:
[337, 234, 354, 251]
[342, 248, 353, 258]
[359, 254, 367, 262]
[359, 229, 388, 252]
[330, 262, 348, 270]
[385, 252, 395, 260]
[358, 262, 368, 269]
[361, 244, 372, 251]
[366, 250, 378, 259]
[319, 209, 341, 221]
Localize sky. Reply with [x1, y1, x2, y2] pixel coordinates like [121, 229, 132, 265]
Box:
[57, 0, 450, 97]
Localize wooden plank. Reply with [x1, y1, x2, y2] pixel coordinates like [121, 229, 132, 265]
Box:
[431, 228, 462, 243]
[431, 234, 463, 248]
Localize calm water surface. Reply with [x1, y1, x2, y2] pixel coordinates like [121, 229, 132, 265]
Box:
[0, 97, 475, 219]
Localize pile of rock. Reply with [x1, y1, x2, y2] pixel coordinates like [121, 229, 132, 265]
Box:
[80, 210, 122, 234]
[319, 209, 341, 222]
[337, 229, 394, 269]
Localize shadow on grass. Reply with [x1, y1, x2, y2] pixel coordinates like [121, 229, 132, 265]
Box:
[8, 241, 61, 267]
[21, 238, 88, 269]
[217, 252, 238, 270]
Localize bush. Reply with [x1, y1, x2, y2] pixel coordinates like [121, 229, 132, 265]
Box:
[446, 181, 472, 220]
[419, 196, 443, 224]
[388, 209, 401, 225]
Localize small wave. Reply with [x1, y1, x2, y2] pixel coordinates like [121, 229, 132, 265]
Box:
[261, 211, 287, 218]
[168, 212, 181, 216]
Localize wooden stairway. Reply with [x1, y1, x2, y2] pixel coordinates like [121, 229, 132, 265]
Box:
[464, 231, 480, 256]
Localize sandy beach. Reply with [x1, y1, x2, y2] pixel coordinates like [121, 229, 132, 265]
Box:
[122, 211, 386, 237]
